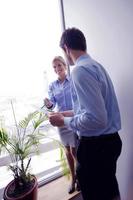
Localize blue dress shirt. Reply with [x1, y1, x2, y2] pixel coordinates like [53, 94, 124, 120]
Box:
[48, 76, 78, 144]
[48, 76, 73, 111]
[64, 54, 121, 137]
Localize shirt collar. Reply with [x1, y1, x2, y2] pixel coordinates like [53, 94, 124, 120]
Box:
[56, 74, 70, 83]
[75, 54, 91, 67]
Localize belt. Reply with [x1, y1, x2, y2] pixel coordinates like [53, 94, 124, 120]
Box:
[79, 132, 118, 141]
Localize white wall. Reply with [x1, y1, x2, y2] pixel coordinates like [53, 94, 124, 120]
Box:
[63, 0, 133, 199]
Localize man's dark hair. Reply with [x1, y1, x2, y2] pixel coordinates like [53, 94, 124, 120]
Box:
[60, 27, 87, 51]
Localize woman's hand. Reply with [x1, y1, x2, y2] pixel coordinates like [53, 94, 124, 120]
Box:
[44, 98, 53, 109]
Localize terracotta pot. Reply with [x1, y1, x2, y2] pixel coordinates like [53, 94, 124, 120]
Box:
[3, 176, 38, 200]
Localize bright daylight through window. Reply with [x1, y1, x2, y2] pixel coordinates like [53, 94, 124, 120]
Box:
[0, 0, 64, 198]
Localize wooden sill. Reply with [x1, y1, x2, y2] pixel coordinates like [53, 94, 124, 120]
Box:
[38, 176, 83, 200]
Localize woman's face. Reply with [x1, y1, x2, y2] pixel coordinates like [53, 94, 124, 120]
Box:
[52, 60, 66, 78]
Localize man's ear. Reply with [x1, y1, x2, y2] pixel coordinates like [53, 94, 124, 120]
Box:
[64, 44, 70, 54]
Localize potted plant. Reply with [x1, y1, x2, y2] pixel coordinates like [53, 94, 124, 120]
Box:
[0, 101, 67, 200]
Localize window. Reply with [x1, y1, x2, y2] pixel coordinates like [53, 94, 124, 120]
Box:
[0, 0, 64, 198]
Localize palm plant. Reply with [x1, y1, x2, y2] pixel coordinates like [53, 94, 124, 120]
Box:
[0, 101, 68, 199]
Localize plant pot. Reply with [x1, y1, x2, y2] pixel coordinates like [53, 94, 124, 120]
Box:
[3, 176, 38, 200]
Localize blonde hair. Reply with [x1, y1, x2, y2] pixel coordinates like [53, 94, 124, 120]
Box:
[52, 56, 67, 67]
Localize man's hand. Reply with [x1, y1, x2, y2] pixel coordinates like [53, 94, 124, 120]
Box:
[48, 112, 65, 127]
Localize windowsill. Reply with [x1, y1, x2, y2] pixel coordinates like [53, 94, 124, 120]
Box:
[38, 176, 82, 200]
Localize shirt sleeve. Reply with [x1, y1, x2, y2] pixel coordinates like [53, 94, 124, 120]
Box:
[65, 66, 108, 132]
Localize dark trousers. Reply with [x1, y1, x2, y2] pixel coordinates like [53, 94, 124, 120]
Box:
[76, 133, 122, 200]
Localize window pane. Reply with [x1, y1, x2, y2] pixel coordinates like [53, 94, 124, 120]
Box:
[0, 0, 64, 198]
[0, 0, 63, 100]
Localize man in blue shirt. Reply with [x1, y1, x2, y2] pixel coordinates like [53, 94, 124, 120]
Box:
[49, 28, 122, 200]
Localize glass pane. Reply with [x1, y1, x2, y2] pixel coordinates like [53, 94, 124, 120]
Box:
[0, 0, 64, 198]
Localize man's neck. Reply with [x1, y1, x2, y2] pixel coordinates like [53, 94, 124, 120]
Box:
[71, 50, 87, 63]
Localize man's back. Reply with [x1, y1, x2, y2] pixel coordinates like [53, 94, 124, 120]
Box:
[70, 54, 121, 136]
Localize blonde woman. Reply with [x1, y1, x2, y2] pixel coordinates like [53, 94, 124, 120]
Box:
[44, 56, 79, 194]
